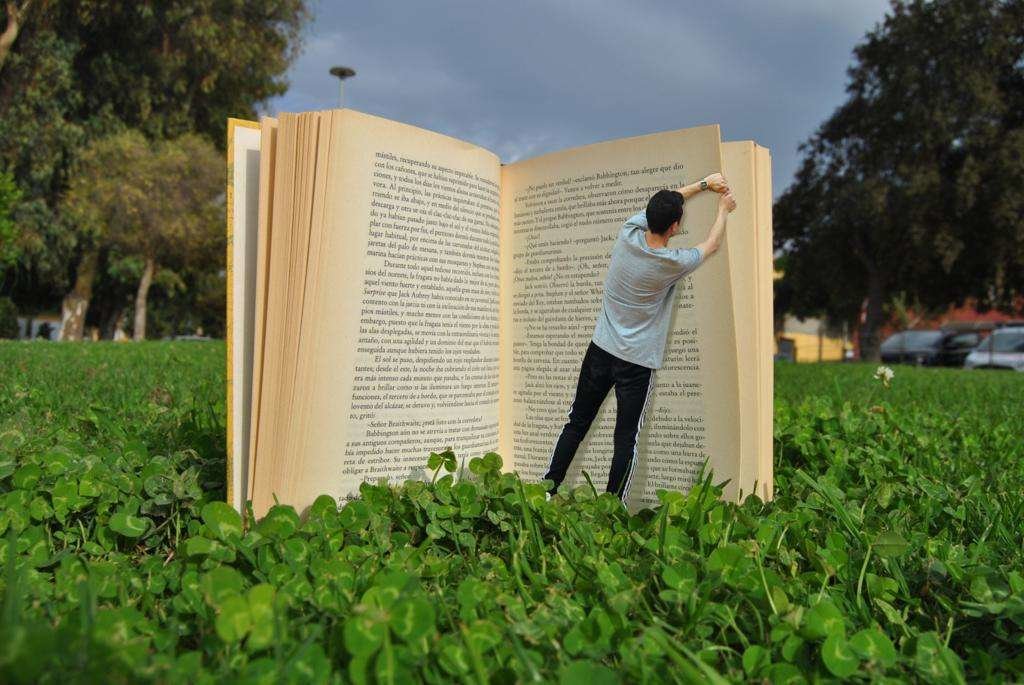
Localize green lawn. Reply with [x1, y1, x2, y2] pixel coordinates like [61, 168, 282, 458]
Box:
[0, 342, 1021, 683]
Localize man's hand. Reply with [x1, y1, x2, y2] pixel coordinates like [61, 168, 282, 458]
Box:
[678, 172, 729, 199]
[703, 173, 729, 193]
[719, 191, 737, 213]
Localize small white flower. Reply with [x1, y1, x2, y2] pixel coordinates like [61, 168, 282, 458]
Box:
[873, 365, 894, 388]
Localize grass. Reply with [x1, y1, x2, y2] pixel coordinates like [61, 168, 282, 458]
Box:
[0, 341, 1021, 683]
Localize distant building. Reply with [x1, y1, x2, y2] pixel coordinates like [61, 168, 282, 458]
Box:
[772, 267, 852, 363]
[16, 314, 63, 340]
[776, 315, 851, 362]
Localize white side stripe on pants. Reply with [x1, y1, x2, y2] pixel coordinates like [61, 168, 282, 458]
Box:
[621, 370, 655, 500]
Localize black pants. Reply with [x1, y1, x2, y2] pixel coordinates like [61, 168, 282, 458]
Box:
[543, 341, 656, 501]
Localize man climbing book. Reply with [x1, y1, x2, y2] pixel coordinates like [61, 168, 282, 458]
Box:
[543, 173, 736, 502]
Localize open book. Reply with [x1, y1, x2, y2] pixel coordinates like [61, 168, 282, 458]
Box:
[226, 110, 773, 518]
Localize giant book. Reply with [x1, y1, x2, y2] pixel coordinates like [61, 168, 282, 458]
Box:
[226, 110, 773, 517]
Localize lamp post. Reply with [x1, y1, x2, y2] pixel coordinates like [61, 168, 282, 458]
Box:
[329, 66, 356, 108]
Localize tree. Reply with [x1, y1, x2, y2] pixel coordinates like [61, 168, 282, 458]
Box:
[65, 1, 308, 143]
[62, 131, 223, 340]
[144, 267, 227, 339]
[0, 295, 17, 338]
[0, 20, 86, 322]
[0, 169, 20, 267]
[0, 1, 32, 69]
[0, 1, 309, 338]
[774, 0, 1024, 359]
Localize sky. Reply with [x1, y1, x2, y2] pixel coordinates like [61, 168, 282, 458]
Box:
[268, 0, 894, 199]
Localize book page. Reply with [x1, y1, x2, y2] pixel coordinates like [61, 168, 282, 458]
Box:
[755, 145, 774, 500]
[226, 118, 262, 512]
[250, 110, 502, 516]
[250, 112, 300, 510]
[247, 118, 278, 507]
[721, 141, 762, 500]
[498, 126, 744, 512]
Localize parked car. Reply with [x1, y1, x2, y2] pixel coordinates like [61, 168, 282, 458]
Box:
[880, 330, 942, 365]
[964, 327, 1024, 371]
[879, 329, 982, 367]
[933, 330, 984, 366]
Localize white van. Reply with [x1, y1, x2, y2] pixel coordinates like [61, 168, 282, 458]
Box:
[964, 327, 1024, 371]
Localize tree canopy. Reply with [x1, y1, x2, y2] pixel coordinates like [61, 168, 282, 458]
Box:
[62, 0, 308, 143]
[0, 0, 310, 338]
[62, 131, 223, 339]
[774, 0, 1024, 358]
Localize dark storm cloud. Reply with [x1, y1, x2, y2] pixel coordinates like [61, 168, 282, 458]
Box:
[269, 0, 892, 197]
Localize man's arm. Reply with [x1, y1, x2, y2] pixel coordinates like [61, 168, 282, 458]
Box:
[676, 172, 729, 200]
[694, 192, 736, 258]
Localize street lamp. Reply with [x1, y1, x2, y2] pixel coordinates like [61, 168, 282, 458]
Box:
[329, 66, 356, 108]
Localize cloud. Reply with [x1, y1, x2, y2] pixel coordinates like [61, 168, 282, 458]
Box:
[268, 0, 894, 197]
[766, 0, 891, 33]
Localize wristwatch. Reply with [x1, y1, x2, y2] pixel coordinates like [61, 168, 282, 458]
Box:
[700, 178, 709, 191]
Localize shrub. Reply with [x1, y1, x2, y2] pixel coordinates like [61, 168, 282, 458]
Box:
[0, 297, 19, 339]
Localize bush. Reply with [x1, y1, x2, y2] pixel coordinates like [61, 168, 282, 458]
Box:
[0, 297, 19, 339]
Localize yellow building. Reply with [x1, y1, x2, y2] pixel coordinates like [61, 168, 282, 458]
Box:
[775, 316, 851, 362]
[771, 269, 851, 362]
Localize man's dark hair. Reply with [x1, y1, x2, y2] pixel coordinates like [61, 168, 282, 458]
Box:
[646, 190, 684, 235]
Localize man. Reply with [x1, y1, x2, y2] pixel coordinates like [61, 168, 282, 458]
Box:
[543, 173, 736, 502]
